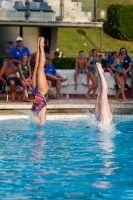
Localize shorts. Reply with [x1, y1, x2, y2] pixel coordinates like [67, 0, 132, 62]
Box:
[23, 73, 29, 79]
[6, 77, 20, 86]
[51, 80, 55, 85]
[79, 68, 84, 74]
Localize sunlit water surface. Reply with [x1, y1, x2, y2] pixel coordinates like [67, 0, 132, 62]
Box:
[0, 116, 133, 200]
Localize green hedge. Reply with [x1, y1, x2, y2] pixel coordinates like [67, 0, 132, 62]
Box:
[52, 57, 76, 69]
[0, 56, 107, 69]
[107, 5, 133, 40]
[52, 57, 107, 69]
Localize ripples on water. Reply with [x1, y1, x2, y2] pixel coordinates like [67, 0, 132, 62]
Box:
[0, 116, 133, 199]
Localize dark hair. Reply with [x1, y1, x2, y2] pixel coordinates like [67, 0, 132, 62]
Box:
[46, 58, 50, 62]
[119, 47, 128, 56]
[111, 51, 117, 56]
[79, 50, 84, 54]
[92, 49, 97, 52]
[119, 52, 126, 56]
[54, 51, 60, 57]
[7, 56, 14, 61]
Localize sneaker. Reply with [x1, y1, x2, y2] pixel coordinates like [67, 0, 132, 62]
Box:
[124, 84, 131, 90]
[115, 84, 119, 90]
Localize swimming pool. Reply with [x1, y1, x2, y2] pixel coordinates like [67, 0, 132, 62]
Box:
[0, 117, 133, 199]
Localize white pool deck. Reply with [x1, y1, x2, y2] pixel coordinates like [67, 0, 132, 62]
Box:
[0, 99, 133, 120]
[0, 99, 133, 110]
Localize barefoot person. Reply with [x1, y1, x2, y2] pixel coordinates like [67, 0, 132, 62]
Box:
[111, 52, 128, 102]
[18, 54, 32, 101]
[74, 50, 87, 90]
[44, 58, 67, 99]
[31, 37, 49, 127]
[86, 49, 98, 99]
[0, 57, 20, 101]
[95, 62, 112, 126]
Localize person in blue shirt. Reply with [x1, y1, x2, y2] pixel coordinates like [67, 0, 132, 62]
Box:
[108, 51, 117, 75]
[44, 58, 67, 99]
[10, 36, 31, 67]
[118, 47, 132, 90]
[107, 51, 119, 90]
[98, 54, 105, 69]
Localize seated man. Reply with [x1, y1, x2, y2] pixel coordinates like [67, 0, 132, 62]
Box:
[74, 50, 88, 90]
[0, 57, 20, 101]
[44, 58, 67, 99]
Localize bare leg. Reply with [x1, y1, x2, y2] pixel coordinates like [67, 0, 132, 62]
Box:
[32, 39, 40, 89]
[20, 78, 29, 101]
[55, 80, 61, 99]
[123, 73, 127, 85]
[96, 63, 112, 125]
[74, 70, 79, 90]
[85, 72, 98, 99]
[9, 80, 17, 101]
[114, 75, 128, 102]
[95, 94, 101, 119]
[37, 37, 48, 94]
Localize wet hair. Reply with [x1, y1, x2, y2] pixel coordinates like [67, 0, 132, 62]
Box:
[79, 50, 84, 54]
[111, 51, 117, 56]
[92, 49, 97, 52]
[119, 47, 128, 56]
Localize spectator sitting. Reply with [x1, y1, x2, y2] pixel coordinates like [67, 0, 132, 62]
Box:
[119, 47, 132, 90]
[0, 57, 20, 101]
[74, 50, 88, 90]
[44, 58, 67, 99]
[108, 51, 117, 74]
[18, 54, 32, 102]
[10, 36, 31, 67]
[107, 51, 120, 90]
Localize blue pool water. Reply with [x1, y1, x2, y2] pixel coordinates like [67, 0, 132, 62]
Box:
[0, 117, 133, 199]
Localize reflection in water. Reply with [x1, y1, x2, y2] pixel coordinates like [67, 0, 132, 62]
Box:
[92, 130, 119, 188]
[30, 130, 46, 162]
